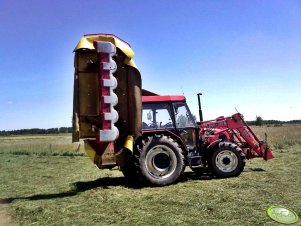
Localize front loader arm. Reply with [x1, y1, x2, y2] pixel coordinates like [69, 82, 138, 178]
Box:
[226, 113, 274, 160]
[200, 113, 274, 160]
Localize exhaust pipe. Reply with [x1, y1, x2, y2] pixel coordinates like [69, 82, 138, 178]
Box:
[197, 93, 203, 122]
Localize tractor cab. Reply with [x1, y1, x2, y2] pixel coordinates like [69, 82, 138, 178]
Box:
[141, 95, 198, 152]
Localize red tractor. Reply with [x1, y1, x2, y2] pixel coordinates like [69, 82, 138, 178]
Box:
[72, 34, 273, 186]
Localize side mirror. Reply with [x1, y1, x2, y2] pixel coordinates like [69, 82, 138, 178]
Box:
[174, 107, 178, 115]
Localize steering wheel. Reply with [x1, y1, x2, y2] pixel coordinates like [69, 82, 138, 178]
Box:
[148, 122, 158, 129]
[163, 122, 173, 128]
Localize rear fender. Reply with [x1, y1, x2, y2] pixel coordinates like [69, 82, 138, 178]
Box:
[139, 130, 188, 155]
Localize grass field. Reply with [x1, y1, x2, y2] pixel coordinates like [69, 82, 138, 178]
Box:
[0, 125, 300, 225]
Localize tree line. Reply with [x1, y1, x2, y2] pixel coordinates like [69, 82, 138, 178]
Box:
[247, 117, 301, 126]
[0, 127, 72, 136]
[1, 118, 301, 136]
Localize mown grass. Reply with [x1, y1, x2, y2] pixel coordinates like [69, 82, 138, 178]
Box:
[0, 135, 85, 157]
[0, 127, 301, 226]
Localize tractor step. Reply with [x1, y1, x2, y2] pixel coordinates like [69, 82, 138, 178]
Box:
[188, 155, 203, 167]
[189, 156, 202, 159]
[190, 165, 205, 169]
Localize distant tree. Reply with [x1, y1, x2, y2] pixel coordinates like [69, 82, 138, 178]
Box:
[0, 127, 72, 136]
[192, 114, 197, 122]
[255, 116, 264, 126]
[177, 115, 188, 127]
[59, 127, 69, 133]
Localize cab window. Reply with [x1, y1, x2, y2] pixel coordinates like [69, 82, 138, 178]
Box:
[173, 102, 196, 128]
[142, 103, 174, 130]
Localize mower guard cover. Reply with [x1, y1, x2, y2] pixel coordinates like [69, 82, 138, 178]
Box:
[72, 34, 142, 167]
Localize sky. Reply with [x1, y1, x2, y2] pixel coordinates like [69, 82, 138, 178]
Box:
[0, 0, 300, 130]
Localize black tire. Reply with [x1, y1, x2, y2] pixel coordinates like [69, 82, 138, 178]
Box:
[137, 135, 185, 186]
[191, 167, 210, 175]
[209, 142, 245, 178]
[120, 161, 142, 182]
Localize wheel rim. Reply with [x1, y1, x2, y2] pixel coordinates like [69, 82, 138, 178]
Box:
[215, 150, 238, 173]
[145, 145, 177, 179]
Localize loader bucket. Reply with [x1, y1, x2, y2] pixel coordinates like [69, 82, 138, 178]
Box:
[264, 147, 274, 160]
[72, 34, 142, 168]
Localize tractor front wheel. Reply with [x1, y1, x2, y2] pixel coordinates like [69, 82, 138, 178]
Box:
[210, 142, 245, 178]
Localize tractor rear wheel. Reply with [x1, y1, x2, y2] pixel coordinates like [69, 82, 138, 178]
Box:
[120, 161, 141, 182]
[137, 135, 185, 186]
[210, 142, 245, 178]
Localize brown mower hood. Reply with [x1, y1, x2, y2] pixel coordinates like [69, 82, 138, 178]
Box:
[72, 34, 142, 143]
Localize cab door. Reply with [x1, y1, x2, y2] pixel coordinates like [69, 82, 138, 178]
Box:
[173, 102, 198, 151]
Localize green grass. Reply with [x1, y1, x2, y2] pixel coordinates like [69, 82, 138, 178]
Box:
[0, 129, 301, 226]
[0, 135, 84, 157]
[251, 124, 301, 149]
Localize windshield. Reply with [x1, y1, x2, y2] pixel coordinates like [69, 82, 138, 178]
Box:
[173, 102, 196, 128]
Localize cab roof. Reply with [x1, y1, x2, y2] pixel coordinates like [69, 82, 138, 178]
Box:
[142, 95, 185, 103]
